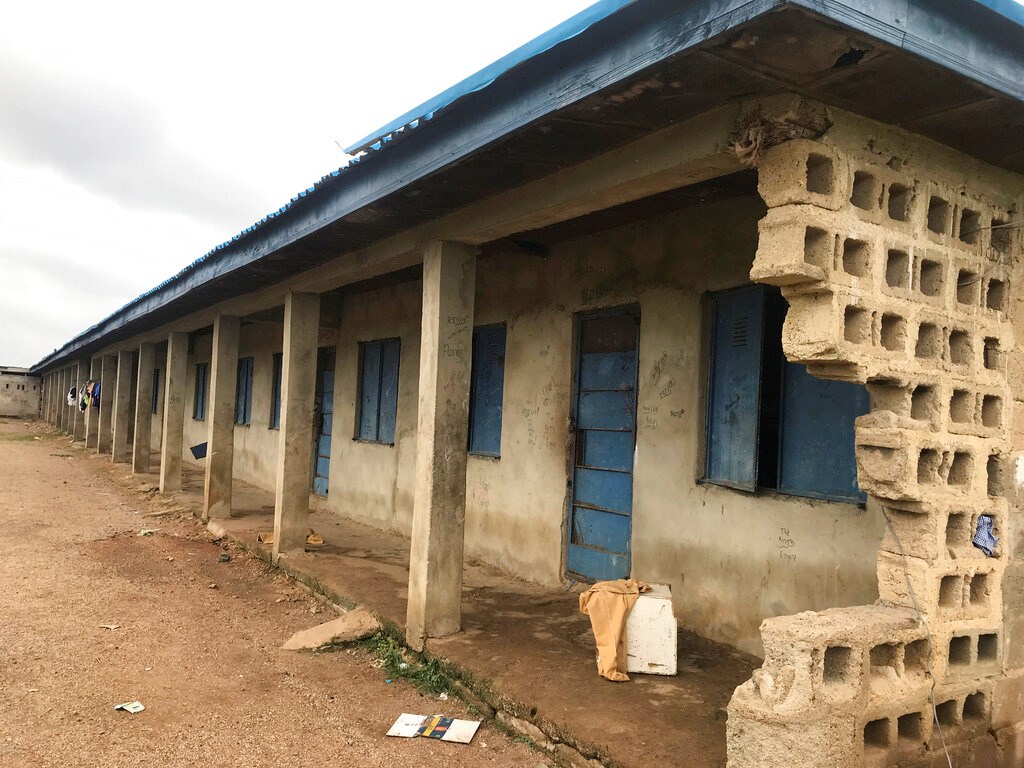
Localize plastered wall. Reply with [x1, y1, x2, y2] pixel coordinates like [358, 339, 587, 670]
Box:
[182, 323, 283, 489]
[322, 193, 884, 654]
[0, 373, 41, 418]
[328, 282, 421, 532]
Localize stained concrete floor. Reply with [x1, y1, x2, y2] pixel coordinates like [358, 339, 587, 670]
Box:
[134, 459, 758, 768]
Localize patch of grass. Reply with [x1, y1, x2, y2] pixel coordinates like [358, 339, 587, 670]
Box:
[0, 433, 41, 442]
[359, 631, 455, 696]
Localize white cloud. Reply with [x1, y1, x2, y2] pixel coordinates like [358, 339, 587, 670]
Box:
[0, 0, 597, 367]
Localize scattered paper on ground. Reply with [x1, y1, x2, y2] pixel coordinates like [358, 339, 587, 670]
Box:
[386, 713, 480, 744]
[387, 713, 427, 738]
[113, 701, 145, 714]
[99, 623, 120, 630]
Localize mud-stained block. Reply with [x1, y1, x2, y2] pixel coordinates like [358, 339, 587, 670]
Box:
[751, 209, 834, 286]
[756, 139, 848, 210]
[726, 701, 860, 768]
[779, 290, 845, 363]
[729, 131, 1021, 768]
[994, 722, 1024, 768]
[992, 671, 1024, 730]
[854, 428, 916, 501]
[877, 551, 1004, 620]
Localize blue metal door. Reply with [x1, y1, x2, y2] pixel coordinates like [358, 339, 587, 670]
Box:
[313, 370, 334, 496]
[567, 309, 639, 582]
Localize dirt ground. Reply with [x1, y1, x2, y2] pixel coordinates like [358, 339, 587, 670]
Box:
[0, 418, 546, 768]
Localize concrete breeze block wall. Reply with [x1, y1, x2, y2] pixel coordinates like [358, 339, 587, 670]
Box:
[727, 125, 1023, 768]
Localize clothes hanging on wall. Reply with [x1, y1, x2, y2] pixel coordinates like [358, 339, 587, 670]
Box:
[81, 379, 96, 411]
[66, 387, 77, 407]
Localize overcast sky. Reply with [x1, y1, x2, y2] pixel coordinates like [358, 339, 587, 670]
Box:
[0, 0, 598, 367]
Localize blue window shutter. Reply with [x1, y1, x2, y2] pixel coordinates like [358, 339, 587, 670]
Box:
[193, 363, 207, 420]
[358, 341, 381, 440]
[778, 363, 869, 502]
[469, 325, 506, 456]
[705, 286, 765, 490]
[270, 353, 282, 429]
[235, 361, 245, 424]
[245, 358, 254, 424]
[235, 358, 254, 425]
[378, 339, 401, 443]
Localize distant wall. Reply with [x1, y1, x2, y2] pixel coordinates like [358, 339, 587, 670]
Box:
[0, 372, 41, 418]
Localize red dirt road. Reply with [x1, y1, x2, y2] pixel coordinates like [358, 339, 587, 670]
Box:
[0, 419, 545, 768]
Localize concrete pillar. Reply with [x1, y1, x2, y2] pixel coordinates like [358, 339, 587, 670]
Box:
[111, 350, 133, 462]
[97, 355, 116, 454]
[132, 343, 156, 474]
[44, 373, 52, 424]
[203, 315, 240, 519]
[160, 332, 189, 493]
[72, 361, 87, 441]
[65, 366, 74, 433]
[56, 368, 66, 432]
[85, 358, 100, 449]
[272, 293, 320, 560]
[65, 365, 74, 435]
[405, 240, 476, 650]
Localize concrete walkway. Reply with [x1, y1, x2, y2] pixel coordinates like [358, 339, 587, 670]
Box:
[139, 462, 759, 768]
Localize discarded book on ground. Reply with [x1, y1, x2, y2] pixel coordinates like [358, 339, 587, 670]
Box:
[386, 713, 480, 743]
[113, 701, 145, 714]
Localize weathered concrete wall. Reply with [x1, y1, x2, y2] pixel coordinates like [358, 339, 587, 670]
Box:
[182, 335, 208, 468]
[320, 194, 883, 654]
[328, 281, 422, 532]
[0, 373, 41, 418]
[182, 324, 283, 489]
[727, 107, 1023, 767]
[148, 355, 165, 459]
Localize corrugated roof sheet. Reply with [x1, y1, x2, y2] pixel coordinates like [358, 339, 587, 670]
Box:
[344, 0, 636, 155]
[32, 0, 1024, 372]
[62, 0, 639, 349]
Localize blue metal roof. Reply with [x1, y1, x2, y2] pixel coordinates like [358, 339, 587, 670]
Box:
[977, 0, 1024, 25]
[32, 0, 1024, 372]
[345, 0, 636, 155]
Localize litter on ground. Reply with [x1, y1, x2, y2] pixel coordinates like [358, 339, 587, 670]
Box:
[113, 701, 145, 714]
[386, 713, 481, 743]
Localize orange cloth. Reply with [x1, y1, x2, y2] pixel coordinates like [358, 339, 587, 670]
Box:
[578, 578, 649, 682]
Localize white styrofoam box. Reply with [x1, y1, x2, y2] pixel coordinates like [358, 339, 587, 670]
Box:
[626, 582, 678, 675]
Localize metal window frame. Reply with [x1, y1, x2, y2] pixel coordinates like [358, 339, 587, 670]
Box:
[192, 362, 208, 421]
[468, 323, 507, 457]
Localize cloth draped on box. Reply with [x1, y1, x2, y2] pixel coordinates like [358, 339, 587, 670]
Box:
[578, 578, 649, 682]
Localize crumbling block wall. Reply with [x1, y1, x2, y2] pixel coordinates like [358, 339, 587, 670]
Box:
[727, 121, 1023, 767]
